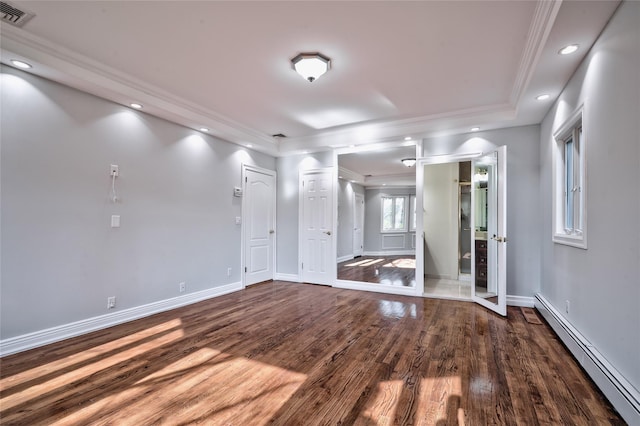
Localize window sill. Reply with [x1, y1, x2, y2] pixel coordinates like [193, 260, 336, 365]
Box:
[553, 233, 587, 249]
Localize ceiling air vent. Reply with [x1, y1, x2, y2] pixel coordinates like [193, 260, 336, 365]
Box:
[1, 1, 35, 27]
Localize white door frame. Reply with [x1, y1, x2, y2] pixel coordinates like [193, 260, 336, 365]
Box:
[416, 152, 484, 298]
[298, 167, 336, 285]
[353, 192, 364, 257]
[241, 164, 276, 288]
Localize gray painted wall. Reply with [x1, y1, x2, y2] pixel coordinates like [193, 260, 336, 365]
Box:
[0, 65, 275, 339]
[364, 187, 417, 253]
[337, 179, 365, 259]
[539, 1, 639, 389]
[275, 152, 334, 275]
[422, 125, 541, 297]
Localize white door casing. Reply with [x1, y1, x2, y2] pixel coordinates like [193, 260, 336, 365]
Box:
[243, 165, 276, 286]
[353, 193, 364, 257]
[300, 168, 335, 285]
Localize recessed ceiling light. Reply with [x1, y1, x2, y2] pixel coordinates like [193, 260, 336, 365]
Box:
[471, 127, 480, 132]
[247, 144, 253, 148]
[199, 127, 209, 132]
[536, 94, 550, 101]
[10, 59, 32, 69]
[404, 136, 412, 141]
[339, 175, 343, 179]
[559, 44, 579, 55]
[130, 103, 143, 109]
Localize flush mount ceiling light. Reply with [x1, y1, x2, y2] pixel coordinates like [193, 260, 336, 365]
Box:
[559, 44, 579, 55]
[471, 127, 480, 132]
[199, 127, 209, 132]
[10, 59, 32, 69]
[291, 52, 331, 82]
[401, 158, 416, 167]
[130, 103, 143, 109]
[536, 94, 550, 101]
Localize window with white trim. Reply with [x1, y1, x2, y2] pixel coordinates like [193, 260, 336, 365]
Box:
[553, 105, 587, 248]
[381, 196, 407, 232]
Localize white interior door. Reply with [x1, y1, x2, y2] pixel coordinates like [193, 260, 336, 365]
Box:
[300, 169, 334, 285]
[471, 146, 507, 316]
[243, 166, 276, 286]
[353, 193, 364, 257]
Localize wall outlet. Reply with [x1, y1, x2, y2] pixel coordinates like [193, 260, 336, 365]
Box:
[110, 164, 119, 177]
[107, 296, 116, 309]
[227, 268, 232, 277]
[179, 282, 186, 293]
[565, 300, 570, 314]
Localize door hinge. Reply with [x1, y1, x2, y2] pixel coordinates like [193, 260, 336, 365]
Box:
[245, 176, 248, 183]
[301, 263, 304, 270]
[244, 267, 247, 273]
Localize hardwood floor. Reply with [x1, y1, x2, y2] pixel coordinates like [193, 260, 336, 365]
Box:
[0, 281, 623, 425]
[338, 255, 416, 287]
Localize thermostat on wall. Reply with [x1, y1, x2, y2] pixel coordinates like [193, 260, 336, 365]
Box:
[234, 187, 243, 197]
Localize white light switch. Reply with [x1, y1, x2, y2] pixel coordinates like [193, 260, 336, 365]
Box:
[235, 216, 241, 225]
[111, 215, 120, 228]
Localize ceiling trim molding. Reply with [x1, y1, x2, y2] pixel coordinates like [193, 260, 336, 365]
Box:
[279, 103, 515, 152]
[0, 25, 278, 153]
[509, 0, 563, 107]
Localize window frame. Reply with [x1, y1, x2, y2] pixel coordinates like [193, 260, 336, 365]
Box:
[552, 104, 587, 249]
[380, 195, 409, 233]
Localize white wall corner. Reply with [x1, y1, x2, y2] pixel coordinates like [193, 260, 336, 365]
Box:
[506, 295, 535, 307]
[535, 293, 640, 425]
[0, 282, 243, 357]
[274, 273, 301, 283]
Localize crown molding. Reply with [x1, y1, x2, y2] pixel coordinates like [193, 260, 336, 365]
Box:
[510, 0, 562, 107]
[0, 25, 279, 154]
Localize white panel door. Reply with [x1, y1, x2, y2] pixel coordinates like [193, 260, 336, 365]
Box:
[301, 169, 334, 285]
[471, 146, 507, 316]
[244, 167, 275, 286]
[353, 193, 364, 257]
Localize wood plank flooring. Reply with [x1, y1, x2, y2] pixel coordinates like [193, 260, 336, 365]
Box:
[0, 281, 624, 425]
[338, 256, 416, 287]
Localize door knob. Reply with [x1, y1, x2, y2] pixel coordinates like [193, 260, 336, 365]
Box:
[324, 231, 332, 236]
[269, 230, 275, 234]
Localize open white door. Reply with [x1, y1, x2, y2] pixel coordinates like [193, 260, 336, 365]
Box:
[353, 193, 364, 257]
[471, 146, 507, 316]
[243, 166, 276, 286]
[300, 168, 335, 285]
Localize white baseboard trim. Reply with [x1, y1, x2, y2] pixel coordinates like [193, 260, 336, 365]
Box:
[363, 250, 416, 256]
[506, 295, 535, 307]
[337, 254, 354, 263]
[0, 282, 243, 357]
[535, 293, 639, 425]
[333, 279, 417, 297]
[274, 273, 300, 283]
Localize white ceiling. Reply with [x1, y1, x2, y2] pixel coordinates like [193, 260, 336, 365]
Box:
[1, 1, 620, 161]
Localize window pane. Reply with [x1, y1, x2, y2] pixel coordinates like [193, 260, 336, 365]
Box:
[565, 137, 574, 230]
[383, 198, 393, 230]
[394, 197, 405, 229]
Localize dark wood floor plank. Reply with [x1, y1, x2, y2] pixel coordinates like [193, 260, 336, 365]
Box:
[0, 281, 624, 425]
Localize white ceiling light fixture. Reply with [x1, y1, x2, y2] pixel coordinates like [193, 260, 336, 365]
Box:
[10, 59, 32, 69]
[199, 127, 209, 132]
[130, 103, 143, 109]
[401, 158, 416, 167]
[558, 44, 579, 55]
[291, 52, 331, 82]
[536, 94, 550, 101]
[471, 127, 480, 132]
[404, 136, 412, 141]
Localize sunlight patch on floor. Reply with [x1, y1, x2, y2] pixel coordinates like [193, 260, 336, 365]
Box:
[382, 258, 416, 269]
[57, 348, 307, 425]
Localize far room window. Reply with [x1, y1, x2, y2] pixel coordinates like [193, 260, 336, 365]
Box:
[553, 105, 587, 248]
[410, 195, 417, 231]
[381, 196, 407, 232]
